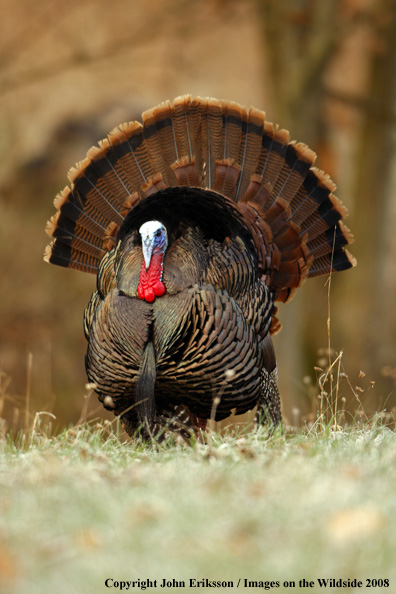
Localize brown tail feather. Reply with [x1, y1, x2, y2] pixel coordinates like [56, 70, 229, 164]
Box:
[142, 101, 178, 187]
[249, 123, 290, 207]
[109, 122, 151, 186]
[54, 187, 109, 240]
[235, 107, 265, 201]
[44, 94, 355, 296]
[44, 241, 101, 273]
[268, 142, 316, 210]
[46, 213, 106, 262]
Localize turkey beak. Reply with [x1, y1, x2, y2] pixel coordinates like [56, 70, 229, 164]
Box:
[142, 236, 154, 270]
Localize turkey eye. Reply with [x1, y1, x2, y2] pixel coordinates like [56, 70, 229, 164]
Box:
[155, 230, 162, 237]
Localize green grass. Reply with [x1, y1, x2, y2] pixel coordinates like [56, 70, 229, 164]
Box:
[0, 422, 395, 594]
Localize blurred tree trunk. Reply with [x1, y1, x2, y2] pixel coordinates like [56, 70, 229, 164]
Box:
[258, 0, 396, 419]
[257, 0, 343, 420]
[337, 0, 396, 409]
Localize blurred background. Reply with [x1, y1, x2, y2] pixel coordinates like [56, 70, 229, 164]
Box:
[0, 0, 395, 432]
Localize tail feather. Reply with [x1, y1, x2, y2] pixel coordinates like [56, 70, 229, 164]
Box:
[268, 142, 316, 211]
[70, 168, 125, 225]
[191, 96, 226, 189]
[134, 339, 156, 432]
[142, 101, 178, 187]
[172, 95, 194, 162]
[235, 107, 265, 201]
[254, 123, 290, 195]
[206, 97, 224, 188]
[109, 122, 151, 186]
[54, 187, 109, 239]
[44, 241, 101, 273]
[223, 102, 246, 165]
[213, 159, 241, 198]
[46, 212, 106, 261]
[307, 224, 350, 258]
[88, 143, 136, 200]
[308, 249, 356, 277]
[184, 97, 207, 186]
[44, 94, 355, 301]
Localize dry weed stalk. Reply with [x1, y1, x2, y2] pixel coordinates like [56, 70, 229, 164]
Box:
[313, 230, 371, 429]
[24, 352, 33, 431]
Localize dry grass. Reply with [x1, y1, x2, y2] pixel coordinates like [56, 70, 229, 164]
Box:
[1, 419, 395, 594]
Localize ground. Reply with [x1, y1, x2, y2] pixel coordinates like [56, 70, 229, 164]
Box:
[0, 422, 395, 593]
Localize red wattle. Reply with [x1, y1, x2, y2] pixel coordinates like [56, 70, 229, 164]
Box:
[153, 280, 166, 297]
[144, 287, 155, 303]
[137, 250, 166, 302]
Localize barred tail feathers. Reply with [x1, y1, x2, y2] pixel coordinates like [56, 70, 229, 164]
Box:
[44, 95, 355, 292]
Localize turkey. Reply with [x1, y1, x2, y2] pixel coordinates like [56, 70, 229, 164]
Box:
[44, 95, 355, 440]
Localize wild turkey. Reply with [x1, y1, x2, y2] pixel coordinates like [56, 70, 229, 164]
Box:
[44, 95, 355, 440]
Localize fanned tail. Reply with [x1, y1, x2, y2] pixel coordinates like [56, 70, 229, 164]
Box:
[45, 94, 355, 300]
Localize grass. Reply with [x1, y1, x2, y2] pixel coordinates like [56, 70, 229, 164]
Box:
[0, 420, 395, 594]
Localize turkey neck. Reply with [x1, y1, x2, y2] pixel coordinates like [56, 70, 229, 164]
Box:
[137, 247, 166, 303]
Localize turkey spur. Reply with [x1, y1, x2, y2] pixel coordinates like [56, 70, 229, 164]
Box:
[44, 95, 355, 439]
